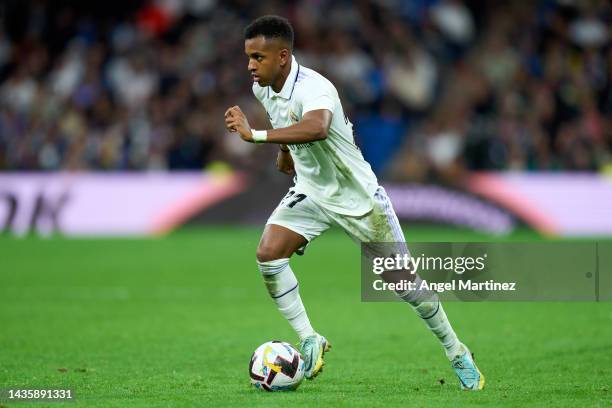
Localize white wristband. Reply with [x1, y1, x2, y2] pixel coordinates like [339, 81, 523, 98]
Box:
[251, 130, 268, 143]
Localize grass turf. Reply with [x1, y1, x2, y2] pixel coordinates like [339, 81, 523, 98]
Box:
[1, 226, 611, 407]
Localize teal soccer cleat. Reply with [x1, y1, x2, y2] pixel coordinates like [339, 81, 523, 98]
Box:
[299, 333, 331, 379]
[451, 344, 485, 390]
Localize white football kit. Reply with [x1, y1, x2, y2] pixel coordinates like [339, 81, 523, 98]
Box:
[253, 56, 404, 245]
[252, 58, 478, 387]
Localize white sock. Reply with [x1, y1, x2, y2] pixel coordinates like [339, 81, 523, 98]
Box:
[257, 258, 315, 341]
[411, 300, 462, 360]
[398, 277, 462, 360]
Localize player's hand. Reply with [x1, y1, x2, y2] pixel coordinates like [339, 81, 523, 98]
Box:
[224, 105, 253, 142]
[276, 146, 295, 175]
[224, 107, 236, 132]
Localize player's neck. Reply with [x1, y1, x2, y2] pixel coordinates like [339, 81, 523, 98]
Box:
[271, 57, 292, 93]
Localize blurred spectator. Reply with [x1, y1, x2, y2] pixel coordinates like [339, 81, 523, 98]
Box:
[0, 0, 610, 182]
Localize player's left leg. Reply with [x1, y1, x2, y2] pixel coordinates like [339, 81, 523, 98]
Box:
[257, 224, 315, 341]
[258, 188, 333, 379]
[331, 186, 485, 390]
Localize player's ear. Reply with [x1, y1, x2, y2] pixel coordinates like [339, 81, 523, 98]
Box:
[279, 48, 289, 67]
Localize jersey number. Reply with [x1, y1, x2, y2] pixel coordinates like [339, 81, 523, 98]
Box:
[282, 191, 307, 208]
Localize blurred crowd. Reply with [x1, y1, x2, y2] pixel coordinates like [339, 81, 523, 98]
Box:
[0, 0, 610, 182]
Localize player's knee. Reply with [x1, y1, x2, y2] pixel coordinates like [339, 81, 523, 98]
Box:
[256, 244, 284, 263]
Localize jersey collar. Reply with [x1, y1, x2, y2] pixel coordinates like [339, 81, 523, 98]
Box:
[268, 55, 300, 100]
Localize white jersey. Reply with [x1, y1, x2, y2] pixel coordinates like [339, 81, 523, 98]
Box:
[252, 56, 379, 216]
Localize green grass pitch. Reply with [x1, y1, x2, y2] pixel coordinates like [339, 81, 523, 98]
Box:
[1, 226, 611, 407]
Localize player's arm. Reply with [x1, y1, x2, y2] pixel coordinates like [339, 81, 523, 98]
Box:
[224, 106, 331, 144]
[265, 109, 331, 144]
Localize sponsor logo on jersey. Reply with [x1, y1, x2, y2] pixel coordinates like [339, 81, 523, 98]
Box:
[289, 142, 315, 151]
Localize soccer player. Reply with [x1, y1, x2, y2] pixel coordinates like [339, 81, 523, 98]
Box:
[224, 15, 485, 390]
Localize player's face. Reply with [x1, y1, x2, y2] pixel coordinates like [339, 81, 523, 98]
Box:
[245, 36, 288, 87]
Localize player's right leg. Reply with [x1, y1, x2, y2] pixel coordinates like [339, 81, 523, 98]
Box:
[369, 188, 485, 390]
[331, 186, 484, 390]
[256, 189, 332, 379]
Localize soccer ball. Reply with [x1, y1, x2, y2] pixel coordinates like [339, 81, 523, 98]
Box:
[249, 340, 305, 391]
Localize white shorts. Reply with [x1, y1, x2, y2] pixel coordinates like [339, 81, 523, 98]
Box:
[266, 186, 407, 252]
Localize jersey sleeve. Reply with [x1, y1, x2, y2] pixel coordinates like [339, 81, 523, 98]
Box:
[300, 79, 336, 114]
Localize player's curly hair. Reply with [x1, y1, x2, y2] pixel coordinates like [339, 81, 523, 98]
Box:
[244, 15, 294, 50]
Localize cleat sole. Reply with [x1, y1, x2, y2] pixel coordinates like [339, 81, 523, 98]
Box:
[306, 339, 331, 380]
